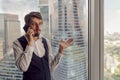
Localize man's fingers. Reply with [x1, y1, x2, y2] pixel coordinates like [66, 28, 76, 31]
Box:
[60, 39, 64, 42]
[66, 38, 73, 44]
[27, 27, 34, 34]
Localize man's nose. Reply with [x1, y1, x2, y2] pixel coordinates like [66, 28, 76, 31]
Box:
[36, 25, 41, 30]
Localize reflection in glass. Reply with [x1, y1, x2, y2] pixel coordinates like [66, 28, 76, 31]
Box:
[0, 13, 22, 80]
[50, 0, 88, 80]
[0, 0, 88, 80]
[0, 0, 38, 79]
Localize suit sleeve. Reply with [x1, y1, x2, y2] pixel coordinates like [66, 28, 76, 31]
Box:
[13, 40, 34, 72]
[46, 39, 63, 72]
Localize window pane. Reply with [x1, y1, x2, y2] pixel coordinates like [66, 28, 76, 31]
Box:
[0, 0, 39, 79]
[0, 0, 88, 80]
[50, 0, 88, 80]
[104, 0, 120, 80]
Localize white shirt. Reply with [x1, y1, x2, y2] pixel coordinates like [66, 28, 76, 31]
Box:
[13, 35, 63, 73]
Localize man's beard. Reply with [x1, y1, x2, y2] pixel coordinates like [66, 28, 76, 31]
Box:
[33, 33, 40, 37]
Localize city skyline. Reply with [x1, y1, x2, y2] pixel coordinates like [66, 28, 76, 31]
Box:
[0, 0, 39, 34]
[39, 0, 51, 39]
[0, 0, 120, 34]
[0, 13, 22, 80]
[50, 0, 88, 80]
[0, 0, 88, 80]
[0, 13, 21, 55]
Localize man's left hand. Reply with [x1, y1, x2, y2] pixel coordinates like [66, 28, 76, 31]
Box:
[59, 38, 73, 53]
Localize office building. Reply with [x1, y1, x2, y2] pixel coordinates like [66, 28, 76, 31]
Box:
[39, 0, 51, 40]
[0, 14, 22, 80]
[50, 0, 88, 80]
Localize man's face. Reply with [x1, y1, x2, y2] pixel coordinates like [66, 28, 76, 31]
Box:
[29, 17, 43, 37]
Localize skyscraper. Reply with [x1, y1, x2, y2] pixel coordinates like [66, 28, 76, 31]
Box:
[50, 0, 88, 80]
[39, 0, 51, 40]
[0, 14, 22, 80]
[0, 14, 21, 55]
[0, 39, 3, 60]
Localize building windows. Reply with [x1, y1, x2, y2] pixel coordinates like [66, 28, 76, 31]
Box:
[51, 0, 88, 80]
[0, 0, 108, 80]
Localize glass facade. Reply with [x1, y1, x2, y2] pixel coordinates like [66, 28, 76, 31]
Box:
[0, 53, 22, 80]
[39, 0, 50, 40]
[39, 0, 48, 5]
[50, 0, 88, 80]
[0, 0, 89, 79]
[0, 14, 5, 60]
[0, 14, 22, 80]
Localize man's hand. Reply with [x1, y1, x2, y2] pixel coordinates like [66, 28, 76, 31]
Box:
[25, 27, 34, 46]
[59, 38, 73, 54]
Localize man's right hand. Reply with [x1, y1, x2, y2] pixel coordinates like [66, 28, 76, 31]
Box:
[25, 27, 34, 46]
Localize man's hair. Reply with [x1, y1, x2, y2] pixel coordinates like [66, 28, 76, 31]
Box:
[23, 11, 42, 32]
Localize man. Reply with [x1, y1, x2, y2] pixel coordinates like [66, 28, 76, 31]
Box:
[13, 12, 73, 80]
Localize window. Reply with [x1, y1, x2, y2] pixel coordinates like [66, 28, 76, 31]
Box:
[104, 0, 120, 80]
[93, 0, 120, 80]
[0, 0, 90, 80]
[0, 0, 39, 79]
[50, 0, 88, 80]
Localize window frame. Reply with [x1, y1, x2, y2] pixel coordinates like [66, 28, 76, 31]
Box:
[88, 0, 104, 80]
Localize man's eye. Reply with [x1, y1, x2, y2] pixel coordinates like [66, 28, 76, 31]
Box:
[31, 23, 35, 26]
